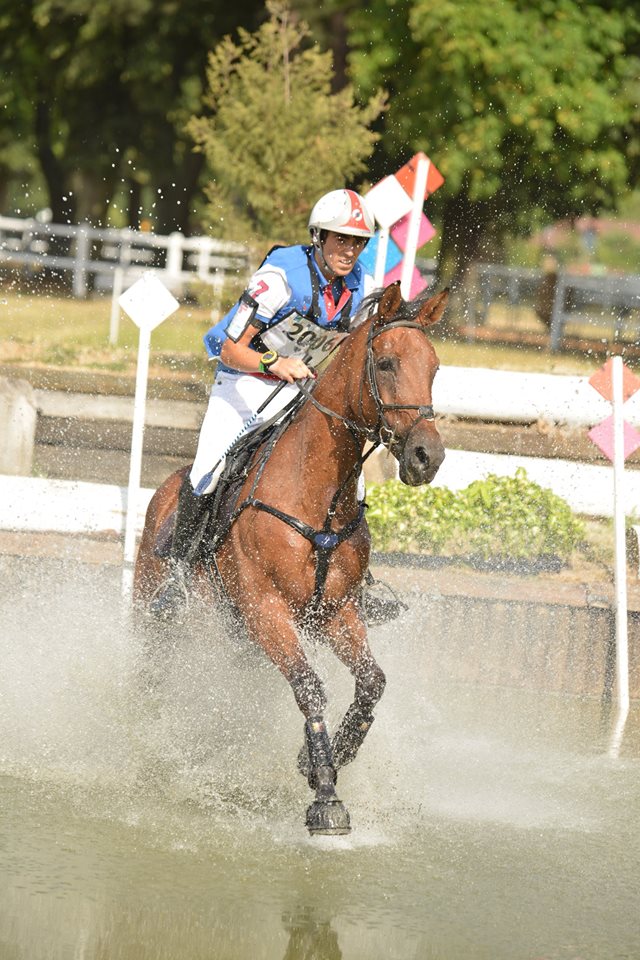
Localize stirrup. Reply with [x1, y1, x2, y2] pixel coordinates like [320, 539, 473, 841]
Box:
[148, 562, 190, 621]
[361, 574, 407, 626]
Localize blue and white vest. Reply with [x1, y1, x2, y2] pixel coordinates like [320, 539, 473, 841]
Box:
[203, 244, 370, 371]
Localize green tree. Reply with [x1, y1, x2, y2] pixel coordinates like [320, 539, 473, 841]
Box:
[347, 0, 640, 282]
[0, 65, 41, 215]
[187, 1, 386, 245]
[0, 0, 264, 230]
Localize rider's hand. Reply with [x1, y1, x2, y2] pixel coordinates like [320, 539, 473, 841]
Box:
[271, 356, 315, 383]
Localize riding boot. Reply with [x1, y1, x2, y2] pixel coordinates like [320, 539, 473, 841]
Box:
[149, 476, 210, 621]
[361, 570, 408, 626]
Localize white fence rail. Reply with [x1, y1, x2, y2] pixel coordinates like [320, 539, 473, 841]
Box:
[0, 446, 636, 539]
[0, 214, 250, 298]
[1, 364, 640, 529]
[435, 366, 635, 428]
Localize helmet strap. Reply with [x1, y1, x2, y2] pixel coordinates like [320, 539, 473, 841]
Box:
[310, 229, 339, 281]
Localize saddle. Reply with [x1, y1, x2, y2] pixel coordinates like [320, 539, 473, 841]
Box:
[154, 396, 304, 562]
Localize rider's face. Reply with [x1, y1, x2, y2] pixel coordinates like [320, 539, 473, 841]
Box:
[317, 231, 368, 278]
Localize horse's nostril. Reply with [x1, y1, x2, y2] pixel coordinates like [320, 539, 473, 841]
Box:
[414, 446, 429, 466]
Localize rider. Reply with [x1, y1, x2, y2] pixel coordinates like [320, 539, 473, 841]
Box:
[150, 189, 391, 621]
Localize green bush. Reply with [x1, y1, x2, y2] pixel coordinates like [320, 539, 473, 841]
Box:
[366, 468, 586, 563]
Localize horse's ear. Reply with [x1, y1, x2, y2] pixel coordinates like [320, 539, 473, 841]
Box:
[417, 288, 449, 329]
[375, 281, 403, 325]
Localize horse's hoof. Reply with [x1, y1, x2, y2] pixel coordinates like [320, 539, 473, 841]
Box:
[305, 799, 351, 836]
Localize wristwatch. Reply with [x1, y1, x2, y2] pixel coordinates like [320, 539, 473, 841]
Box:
[259, 349, 279, 373]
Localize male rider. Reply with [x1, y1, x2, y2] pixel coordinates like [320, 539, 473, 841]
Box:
[150, 189, 395, 622]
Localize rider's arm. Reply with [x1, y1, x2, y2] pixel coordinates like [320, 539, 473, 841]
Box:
[221, 265, 313, 382]
[220, 325, 313, 383]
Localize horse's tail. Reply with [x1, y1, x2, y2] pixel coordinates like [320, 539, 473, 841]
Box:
[132, 466, 189, 604]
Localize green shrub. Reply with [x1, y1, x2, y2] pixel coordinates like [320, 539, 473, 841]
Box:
[366, 468, 586, 563]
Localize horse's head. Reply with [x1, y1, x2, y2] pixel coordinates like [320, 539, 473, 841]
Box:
[363, 282, 448, 486]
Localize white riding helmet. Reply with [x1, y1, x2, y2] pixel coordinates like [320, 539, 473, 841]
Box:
[308, 189, 376, 239]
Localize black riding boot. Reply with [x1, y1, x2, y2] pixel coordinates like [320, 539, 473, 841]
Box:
[149, 476, 210, 621]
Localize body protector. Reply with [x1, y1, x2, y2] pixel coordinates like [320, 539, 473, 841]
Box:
[203, 245, 371, 372]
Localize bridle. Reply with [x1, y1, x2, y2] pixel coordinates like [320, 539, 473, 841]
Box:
[297, 313, 437, 456]
[362, 318, 436, 451]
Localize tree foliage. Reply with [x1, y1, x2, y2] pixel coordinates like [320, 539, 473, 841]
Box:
[187, 1, 386, 245]
[0, 0, 638, 270]
[0, 0, 264, 230]
[347, 0, 640, 279]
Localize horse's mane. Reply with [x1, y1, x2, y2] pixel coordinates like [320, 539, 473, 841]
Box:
[355, 285, 434, 327]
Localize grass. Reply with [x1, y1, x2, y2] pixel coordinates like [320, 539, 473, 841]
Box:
[0, 286, 214, 376]
[0, 281, 617, 378]
[432, 329, 600, 376]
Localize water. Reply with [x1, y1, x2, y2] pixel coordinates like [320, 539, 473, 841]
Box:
[1, 552, 639, 960]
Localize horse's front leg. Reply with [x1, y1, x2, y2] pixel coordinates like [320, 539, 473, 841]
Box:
[320, 598, 387, 772]
[236, 587, 351, 835]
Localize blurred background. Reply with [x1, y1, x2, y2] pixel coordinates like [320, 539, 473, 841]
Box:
[0, 0, 638, 308]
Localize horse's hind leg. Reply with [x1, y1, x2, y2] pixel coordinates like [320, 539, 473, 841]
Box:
[239, 597, 351, 835]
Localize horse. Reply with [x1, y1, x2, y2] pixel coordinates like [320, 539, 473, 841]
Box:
[134, 282, 448, 835]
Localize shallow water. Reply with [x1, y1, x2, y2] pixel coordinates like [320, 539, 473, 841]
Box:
[1, 554, 639, 960]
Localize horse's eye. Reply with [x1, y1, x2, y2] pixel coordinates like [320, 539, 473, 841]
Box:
[376, 356, 395, 373]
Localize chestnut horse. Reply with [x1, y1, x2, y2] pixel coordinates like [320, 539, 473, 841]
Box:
[134, 283, 448, 834]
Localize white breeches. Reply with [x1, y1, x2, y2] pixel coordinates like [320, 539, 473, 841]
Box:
[190, 370, 299, 496]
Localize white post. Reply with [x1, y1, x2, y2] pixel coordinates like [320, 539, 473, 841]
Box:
[166, 231, 184, 282]
[374, 228, 390, 287]
[73, 227, 90, 298]
[117, 274, 180, 600]
[196, 237, 212, 280]
[400, 155, 429, 299]
[609, 354, 630, 757]
[109, 267, 125, 346]
[121, 323, 151, 600]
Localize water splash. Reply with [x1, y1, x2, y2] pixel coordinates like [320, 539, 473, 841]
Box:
[1, 551, 636, 846]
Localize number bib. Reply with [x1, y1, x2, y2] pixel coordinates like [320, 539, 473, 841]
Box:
[260, 312, 349, 366]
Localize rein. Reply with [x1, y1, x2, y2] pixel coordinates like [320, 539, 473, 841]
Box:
[294, 319, 436, 449]
[219, 313, 437, 614]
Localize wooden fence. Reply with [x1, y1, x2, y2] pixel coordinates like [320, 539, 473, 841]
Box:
[0, 214, 249, 297]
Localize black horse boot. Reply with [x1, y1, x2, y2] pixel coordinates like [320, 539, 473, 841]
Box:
[303, 717, 351, 836]
[149, 476, 210, 621]
[361, 570, 408, 626]
[331, 705, 375, 769]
